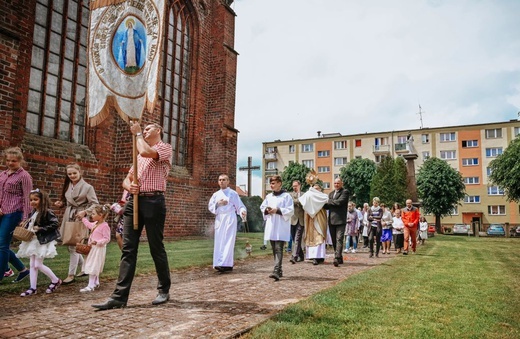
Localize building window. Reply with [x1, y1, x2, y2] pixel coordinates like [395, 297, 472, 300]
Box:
[355, 156, 362, 159]
[421, 134, 430, 143]
[161, 2, 193, 166]
[462, 140, 478, 148]
[450, 205, 459, 215]
[486, 167, 493, 176]
[515, 127, 520, 137]
[27, 1, 89, 142]
[334, 174, 340, 179]
[375, 155, 387, 163]
[302, 144, 313, 152]
[464, 177, 480, 185]
[334, 157, 348, 166]
[289, 145, 295, 153]
[440, 150, 456, 160]
[485, 128, 502, 139]
[397, 135, 407, 144]
[488, 205, 506, 215]
[317, 150, 330, 157]
[462, 158, 479, 166]
[317, 166, 330, 173]
[440, 132, 456, 142]
[422, 151, 430, 160]
[334, 141, 347, 150]
[265, 147, 276, 153]
[464, 196, 480, 203]
[266, 162, 276, 170]
[323, 182, 330, 189]
[485, 147, 503, 158]
[355, 139, 362, 147]
[302, 160, 314, 169]
[487, 186, 504, 195]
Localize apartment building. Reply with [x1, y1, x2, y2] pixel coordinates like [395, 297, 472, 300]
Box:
[262, 120, 520, 231]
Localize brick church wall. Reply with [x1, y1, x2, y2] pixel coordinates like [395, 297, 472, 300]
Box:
[0, 0, 239, 238]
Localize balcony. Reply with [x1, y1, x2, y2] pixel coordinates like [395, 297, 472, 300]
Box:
[395, 143, 408, 153]
[372, 144, 391, 154]
[265, 168, 278, 175]
[264, 152, 277, 161]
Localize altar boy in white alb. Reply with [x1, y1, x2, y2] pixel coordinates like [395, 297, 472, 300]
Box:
[208, 174, 247, 273]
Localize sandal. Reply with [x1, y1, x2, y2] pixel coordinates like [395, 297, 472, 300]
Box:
[79, 286, 95, 293]
[20, 288, 37, 297]
[45, 279, 62, 294]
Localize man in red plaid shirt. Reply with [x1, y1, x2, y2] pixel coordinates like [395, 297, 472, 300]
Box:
[93, 122, 172, 310]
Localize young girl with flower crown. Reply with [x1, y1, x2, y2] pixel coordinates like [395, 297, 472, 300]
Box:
[17, 189, 62, 297]
[76, 204, 111, 292]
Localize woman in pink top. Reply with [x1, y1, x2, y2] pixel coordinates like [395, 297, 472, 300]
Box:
[76, 204, 111, 293]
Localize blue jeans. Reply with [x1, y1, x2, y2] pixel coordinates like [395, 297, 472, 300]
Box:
[0, 211, 26, 276]
[346, 235, 358, 250]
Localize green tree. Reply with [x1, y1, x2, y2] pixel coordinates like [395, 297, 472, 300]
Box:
[416, 157, 465, 232]
[489, 136, 520, 202]
[340, 158, 377, 207]
[370, 157, 394, 205]
[370, 157, 408, 206]
[392, 156, 408, 206]
[280, 162, 312, 192]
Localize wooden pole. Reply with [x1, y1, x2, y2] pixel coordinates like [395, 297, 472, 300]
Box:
[132, 124, 139, 230]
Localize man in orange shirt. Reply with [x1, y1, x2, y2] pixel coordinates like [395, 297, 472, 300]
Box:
[401, 199, 419, 255]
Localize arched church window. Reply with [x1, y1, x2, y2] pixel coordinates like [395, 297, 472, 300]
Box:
[26, 0, 88, 143]
[160, 0, 193, 167]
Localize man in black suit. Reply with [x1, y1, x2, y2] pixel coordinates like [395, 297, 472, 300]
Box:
[324, 178, 349, 267]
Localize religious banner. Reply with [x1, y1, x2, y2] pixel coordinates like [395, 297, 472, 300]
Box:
[87, 0, 166, 126]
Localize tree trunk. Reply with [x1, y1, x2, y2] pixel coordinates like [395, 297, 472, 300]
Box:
[435, 214, 442, 234]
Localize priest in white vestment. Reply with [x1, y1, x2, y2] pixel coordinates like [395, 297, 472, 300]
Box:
[208, 174, 247, 272]
[300, 184, 329, 265]
[260, 175, 294, 281]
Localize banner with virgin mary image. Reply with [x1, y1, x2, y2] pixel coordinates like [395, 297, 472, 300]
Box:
[87, 0, 166, 126]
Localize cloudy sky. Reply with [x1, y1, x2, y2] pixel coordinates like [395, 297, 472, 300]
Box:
[231, 0, 520, 196]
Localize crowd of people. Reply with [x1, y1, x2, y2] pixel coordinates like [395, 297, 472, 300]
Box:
[0, 122, 173, 310]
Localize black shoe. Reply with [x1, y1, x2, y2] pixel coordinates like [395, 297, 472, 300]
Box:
[312, 259, 319, 265]
[92, 298, 127, 310]
[333, 259, 339, 267]
[279, 271, 283, 278]
[376, 253, 379, 258]
[338, 258, 344, 265]
[12, 270, 30, 283]
[290, 257, 296, 264]
[260, 245, 267, 250]
[220, 266, 233, 272]
[269, 272, 280, 281]
[369, 253, 374, 258]
[214, 266, 223, 272]
[403, 251, 408, 255]
[298, 256, 304, 262]
[152, 293, 170, 305]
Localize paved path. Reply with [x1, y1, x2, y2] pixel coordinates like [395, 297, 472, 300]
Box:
[1, 249, 393, 338]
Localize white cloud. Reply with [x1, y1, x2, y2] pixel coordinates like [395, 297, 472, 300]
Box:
[233, 0, 520, 195]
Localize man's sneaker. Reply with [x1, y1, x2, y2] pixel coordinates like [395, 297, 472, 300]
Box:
[12, 269, 30, 283]
[351, 249, 356, 254]
[4, 269, 14, 278]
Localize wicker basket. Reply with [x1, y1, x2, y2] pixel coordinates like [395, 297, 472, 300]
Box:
[13, 221, 34, 242]
[75, 238, 91, 255]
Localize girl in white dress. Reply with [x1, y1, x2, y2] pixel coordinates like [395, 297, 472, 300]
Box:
[76, 204, 111, 292]
[17, 189, 61, 297]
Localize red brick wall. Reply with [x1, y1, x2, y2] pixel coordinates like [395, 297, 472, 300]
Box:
[0, 0, 239, 238]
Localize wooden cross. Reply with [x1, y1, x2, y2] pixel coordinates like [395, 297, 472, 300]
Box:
[239, 156, 260, 197]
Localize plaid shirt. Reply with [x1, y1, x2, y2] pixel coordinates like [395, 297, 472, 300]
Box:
[129, 140, 172, 193]
[0, 167, 33, 218]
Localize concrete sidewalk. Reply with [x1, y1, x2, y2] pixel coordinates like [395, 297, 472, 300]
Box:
[1, 250, 393, 338]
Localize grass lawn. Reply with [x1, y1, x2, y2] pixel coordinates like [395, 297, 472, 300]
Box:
[244, 235, 520, 339]
[1, 232, 266, 294]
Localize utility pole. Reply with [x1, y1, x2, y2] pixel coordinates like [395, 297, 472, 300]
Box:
[238, 156, 260, 197]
